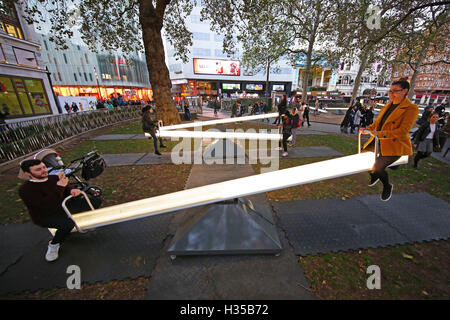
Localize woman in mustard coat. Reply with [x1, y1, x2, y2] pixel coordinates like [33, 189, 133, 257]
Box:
[361, 79, 419, 201]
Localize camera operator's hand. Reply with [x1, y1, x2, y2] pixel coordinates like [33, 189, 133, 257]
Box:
[70, 189, 81, 197]
[56, 174, 69, 187]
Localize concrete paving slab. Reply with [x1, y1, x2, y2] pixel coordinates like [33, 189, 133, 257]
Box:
[101, 153, 147, 166]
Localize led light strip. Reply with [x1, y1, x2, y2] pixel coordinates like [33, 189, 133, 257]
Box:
[159, 112, 279, 131]
[154, 130, 283, 140]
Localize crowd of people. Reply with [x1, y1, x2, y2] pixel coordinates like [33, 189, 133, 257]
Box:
[340, 102, 375, 134]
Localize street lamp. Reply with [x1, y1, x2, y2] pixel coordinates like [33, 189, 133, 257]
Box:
[93, 66, 102, 100]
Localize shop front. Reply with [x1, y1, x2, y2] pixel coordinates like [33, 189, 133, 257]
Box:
[53, 85, 153, 102]
[0, 75, 51, 118]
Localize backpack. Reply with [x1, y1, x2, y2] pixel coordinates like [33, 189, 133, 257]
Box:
[81, 153, 106, 180]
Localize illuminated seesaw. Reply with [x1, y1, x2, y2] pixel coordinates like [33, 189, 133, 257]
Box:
[158, 112, 280, 131]
[57, 132, 408, 234]
[145, 112, 283, 140]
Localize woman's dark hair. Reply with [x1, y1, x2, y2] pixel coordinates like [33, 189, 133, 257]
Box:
[142, 105, 151, 113]
[391, 77, 410, 92]
[20, 159, 42, 173]
[428, 111, 439, 121]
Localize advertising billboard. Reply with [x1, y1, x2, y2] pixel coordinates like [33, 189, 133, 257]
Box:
[222, 83, 240, 90]
[245, 84, 263, 91]
[193, 59, 240, 76]
[273, 84, 285, 91]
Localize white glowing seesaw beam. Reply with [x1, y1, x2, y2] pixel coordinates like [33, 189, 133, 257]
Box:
[155, 130, 283, 140]
[69, 153, 408, 231]
[159, 112, 279, 131]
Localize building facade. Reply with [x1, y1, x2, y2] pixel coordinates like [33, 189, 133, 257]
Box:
[327, 59, 390, 102]
[165, 1, 295, 104]
[0, 2, 58, 122]
[391, 41, 449, 106]
[37, 33, 153, 103]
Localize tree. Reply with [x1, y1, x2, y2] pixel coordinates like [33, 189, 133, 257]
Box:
[15, 0, 201, 125]
[334, 0, 450, 106]
[389, 6, 449, 100]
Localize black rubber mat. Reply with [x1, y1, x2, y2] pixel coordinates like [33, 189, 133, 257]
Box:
[0, 222, 48, 275]
[272, 193, 450, 256]
[0, 213, 173, 295]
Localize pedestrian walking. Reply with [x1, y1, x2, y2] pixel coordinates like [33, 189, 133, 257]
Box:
[413, 112, 441, 168]
[290, 107, 301, 147]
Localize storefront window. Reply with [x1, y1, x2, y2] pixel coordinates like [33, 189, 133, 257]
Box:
[17, 91, 33, 114]
[30, 92, 50, 114]
[1, 92, 21, 115]
[0, 75, 51, 117]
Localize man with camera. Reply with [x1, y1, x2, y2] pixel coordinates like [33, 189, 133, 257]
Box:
[19, 159, 82, 262]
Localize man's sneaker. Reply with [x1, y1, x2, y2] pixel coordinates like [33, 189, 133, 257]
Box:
[368, 173, 380, 187]
[45, 242, 60, 262]
[282, 152, 288, 157]
[381, 184, 393, 201]
[160, 144, 167, 148]
[155, 151, 162, 156]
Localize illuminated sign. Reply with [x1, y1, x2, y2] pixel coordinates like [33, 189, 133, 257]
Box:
[273, 84, 285, 91]
[193, 59, 240, 76]
[246, 84, 263, 91]
[222, 83, 240, 90]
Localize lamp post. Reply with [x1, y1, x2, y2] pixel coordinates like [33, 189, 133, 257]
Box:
[93, 66, 102, 100]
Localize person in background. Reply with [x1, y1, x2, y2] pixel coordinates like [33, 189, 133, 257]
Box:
[142, 105, 166, 155]
[364, 106, 374, 127]
[273, 95, 287, 125]
[184, 103, 191, 121]
[413, 112, 441, 168]
[0, 104, 10, 131]
[349, 106, 357, 134]
[64, 102, 71, 113]
[361, 78, 419, 201]
[353, 106, 363, 134]
[231, 101, 240, 118]
[302, 103, 311, 127]
[340, 105, 353, 133]
[289, 107, 301, 147]
[278, 111, 292, 157]
[71, 102, 79, 112]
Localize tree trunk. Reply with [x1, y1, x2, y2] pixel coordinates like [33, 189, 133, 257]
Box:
[301, 6, 320, 104]
[408, 42, 429, 100]
[349, 49, 370, 107]
[301, 44, 313, 104]
[266, 57, 271, 109]
[139, 1, 181, 125]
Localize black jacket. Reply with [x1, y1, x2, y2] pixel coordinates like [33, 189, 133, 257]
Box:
[281, 113, 292, 135]
[278, 100, 287, 115]
[414, 122, 440, 146]
[291, 113, 300, 128]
